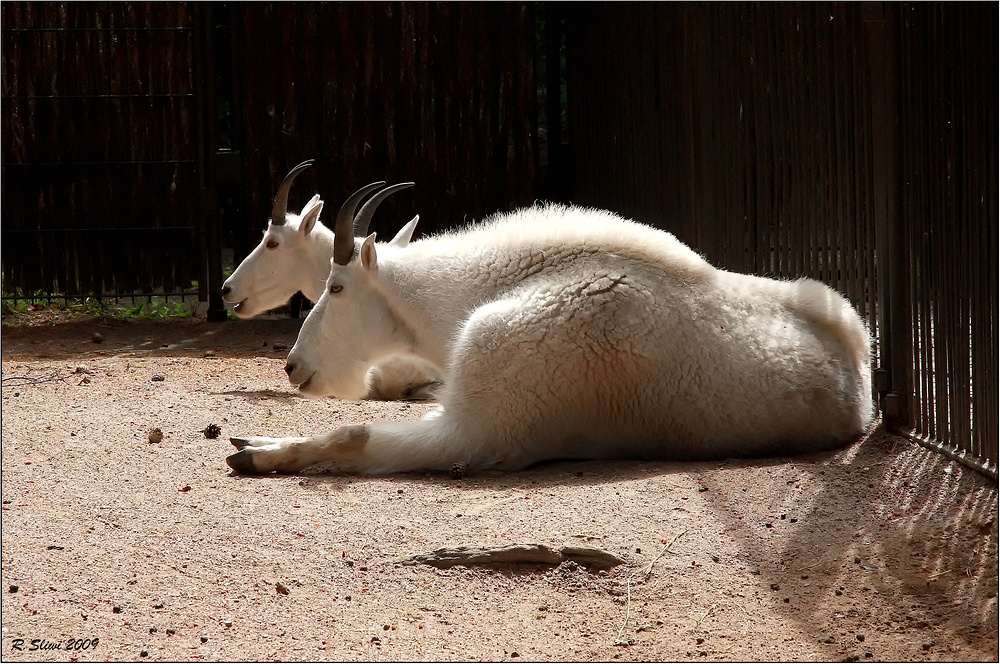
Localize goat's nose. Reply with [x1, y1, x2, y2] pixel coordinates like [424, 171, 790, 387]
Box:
[221, 284, 231, 296]
[284, 362, 295, 376]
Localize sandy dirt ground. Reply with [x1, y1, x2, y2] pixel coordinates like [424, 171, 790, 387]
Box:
[1, 315, 997, 662]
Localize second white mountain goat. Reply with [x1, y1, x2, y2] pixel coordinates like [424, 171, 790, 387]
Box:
[227, 203, 873, 475]
[220, 161, 443, 400]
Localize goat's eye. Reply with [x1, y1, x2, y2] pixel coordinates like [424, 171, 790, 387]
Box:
[329, 283, 343, 295]
[265, 239, 279, 249]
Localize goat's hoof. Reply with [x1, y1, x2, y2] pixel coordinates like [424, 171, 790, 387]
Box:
[230, 437, 251, 450]
[226, 450, 259, 474]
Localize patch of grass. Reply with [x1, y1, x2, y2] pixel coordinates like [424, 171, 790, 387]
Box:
[2, 293, 201, 326]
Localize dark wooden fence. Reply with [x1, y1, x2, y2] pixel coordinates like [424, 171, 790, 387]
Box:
[1, 2, 201, 299]
[1, 2, 995, 477]
[226, 1, 539, 260]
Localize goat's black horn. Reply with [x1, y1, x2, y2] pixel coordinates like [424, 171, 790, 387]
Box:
[270, 160, 314, 226]
[352, 182, 415, 238]
[333, 181, 387, 265]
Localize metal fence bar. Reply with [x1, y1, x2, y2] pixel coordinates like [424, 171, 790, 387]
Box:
[894, 3, 997, 480]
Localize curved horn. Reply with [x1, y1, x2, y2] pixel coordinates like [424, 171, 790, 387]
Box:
[333, 181, 387, 265]
[352, 182, 415, 238]
[270, 159, 314, 226]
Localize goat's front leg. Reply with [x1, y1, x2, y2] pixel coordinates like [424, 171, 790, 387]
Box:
[226, 415, 493, 475]
[226, 426, 370, 475]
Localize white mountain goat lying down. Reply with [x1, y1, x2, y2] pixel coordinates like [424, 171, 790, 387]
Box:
[226, 204, 873, 475]
[220, 160, 444, 400]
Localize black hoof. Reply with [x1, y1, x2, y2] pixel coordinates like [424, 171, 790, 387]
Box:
[226, 450, 258, 474]
[230, 437, 251, 450]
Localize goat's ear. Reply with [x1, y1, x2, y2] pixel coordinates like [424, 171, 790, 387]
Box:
[300, 198, 324, 237]
[360, 232, 379, 272]
[388, 215, 419, 249]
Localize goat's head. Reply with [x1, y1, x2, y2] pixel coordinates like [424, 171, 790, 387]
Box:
[284, 216, 416, 399]
[221, 159, 415, 317]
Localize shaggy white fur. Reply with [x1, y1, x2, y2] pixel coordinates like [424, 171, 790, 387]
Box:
[228, 203, 873, 475]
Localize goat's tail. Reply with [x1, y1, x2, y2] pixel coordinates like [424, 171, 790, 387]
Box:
[788, 278, 872, 371]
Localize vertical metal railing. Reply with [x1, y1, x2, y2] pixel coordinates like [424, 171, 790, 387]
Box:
[896, 3, 998, 480]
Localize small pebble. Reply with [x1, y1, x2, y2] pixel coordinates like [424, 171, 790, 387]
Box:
[770, 583, 780, 591]
[790, 517, 798, 523]
[113, 605, 122, 613]
[139, 649, 148, 657]
[696, 637, 705, 645]
[204, 350, 216, 357]
[166, 628, 176, 636]
[149, 627, 157, 634]
[151, 373, 165, 382]
[856, 633, 865, 642]
[200, 636, 209, 643]
[153, 602, 164, 609]
[711, 555, 720, 563]
[8, 584, 18, 593]
[855, 556, 862, 564]
[276, 582, 290, 595]
[148, 428, 163, 443]
[92, 332, 104, 343]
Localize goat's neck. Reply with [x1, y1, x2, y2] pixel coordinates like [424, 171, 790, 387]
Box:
[377, 250, 516, 368]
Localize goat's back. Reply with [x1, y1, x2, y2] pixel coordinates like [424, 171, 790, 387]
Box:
[395, 205, 873, 463]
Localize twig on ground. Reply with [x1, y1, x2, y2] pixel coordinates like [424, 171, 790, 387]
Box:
[800, 558, 830, 571]
[614, 529, 690, 646]
[695, 603, 717, 628]
[1, 371, 68, 387]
